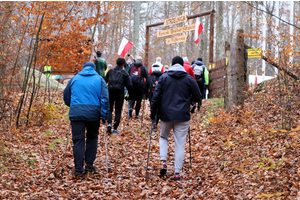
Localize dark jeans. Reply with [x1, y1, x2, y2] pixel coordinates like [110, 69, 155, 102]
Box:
[130, 98, 142, 117]
[108, 96, 124, 130]
[149, 98, 159, 125]
[71, 120, 100, 173]
[197, 82, 204, 108]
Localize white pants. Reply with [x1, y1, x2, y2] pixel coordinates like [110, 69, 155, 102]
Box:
[159, 120, 190, 173]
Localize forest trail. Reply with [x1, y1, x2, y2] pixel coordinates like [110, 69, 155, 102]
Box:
[1, 78, 300, 199]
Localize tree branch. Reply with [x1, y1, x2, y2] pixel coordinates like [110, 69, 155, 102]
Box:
[262, 55, 299, 80]
[244, 1, 300, 30]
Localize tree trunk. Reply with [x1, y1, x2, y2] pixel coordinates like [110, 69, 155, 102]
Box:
[133, 1, 140, 57]
[178, 1, 183, 55]
[236, 29, 246, 108]
[216, 1, 223, 61]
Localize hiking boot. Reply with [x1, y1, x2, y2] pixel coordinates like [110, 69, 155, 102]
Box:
[112, 129, 119, 134]
[160, 161, 167, 176]
[153, 123, 157, 132]
[135, 116, 140, 119]
[174, 173, 181, 181]
[85, 164, 96, 173]
[129, 108, 133, 118]
[107, 123, 112, 134]
[73, 171, 84, 179]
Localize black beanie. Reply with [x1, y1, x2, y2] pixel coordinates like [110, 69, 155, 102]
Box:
[172, 56, 184, 66]
[96, 51, 102, 56]
[197, 57, 202, 61]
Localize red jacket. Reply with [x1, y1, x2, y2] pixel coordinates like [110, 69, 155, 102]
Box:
[183, 62, 195, 79]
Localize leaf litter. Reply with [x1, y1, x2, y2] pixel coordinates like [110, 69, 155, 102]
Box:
[0, 78, 299, 199]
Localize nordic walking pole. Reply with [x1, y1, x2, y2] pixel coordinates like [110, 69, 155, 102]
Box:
[127, 100, 130, 131]
[140, 97, 146, 129]
[103, 121, 110, 183]
[61, 123, 71, 173]
[188, 126, 192, 168]
[145, 124, 153, 181]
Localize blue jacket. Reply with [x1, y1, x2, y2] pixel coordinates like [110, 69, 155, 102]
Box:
[151, 64, 201, 122]
[63, 62, 109, 121]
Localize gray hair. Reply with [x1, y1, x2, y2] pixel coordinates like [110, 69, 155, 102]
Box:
[183, 57, 189, 62]
[136, 56, 143, 62]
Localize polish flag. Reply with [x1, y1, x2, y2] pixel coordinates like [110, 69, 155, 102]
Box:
[118, 37, 133, 57]
[255, 70, 258, 86]
[194, 18, 203, 44]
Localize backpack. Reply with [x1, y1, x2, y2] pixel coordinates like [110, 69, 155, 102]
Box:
[130, 65, 142, 84]
[108, 69, 123, 91]
[193, 64, 204, 82]
[151, 76, 160, 94]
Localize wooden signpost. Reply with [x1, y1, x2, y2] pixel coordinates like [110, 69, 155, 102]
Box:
[157, 24, 195, 37]
[166, 35, 188, 44]
[164, 14, 188, 26]
[145, 10, 215, 69]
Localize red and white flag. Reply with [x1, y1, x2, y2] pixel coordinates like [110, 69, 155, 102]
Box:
[255, 70, 258, 86]
[194, 18, 203, 44]
[118, 37, 133, 57]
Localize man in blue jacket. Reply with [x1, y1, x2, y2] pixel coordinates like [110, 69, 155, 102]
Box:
[63, 62, 109, 178]
[151, 56, 201, 181]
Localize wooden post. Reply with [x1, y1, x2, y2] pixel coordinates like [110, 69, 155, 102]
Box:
[236, 29, 246, 107]
[209, 10, 215, 63]
[145, 26, 150, 70]
[224, 41, 237, 110]
[224, 41, 230, 109]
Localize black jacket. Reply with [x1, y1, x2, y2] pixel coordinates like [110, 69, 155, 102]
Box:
[146, 71, 163, 100]
[151, 64, 201, 122]
[104, 65, 132, 98]
[128, 61, 149, 92]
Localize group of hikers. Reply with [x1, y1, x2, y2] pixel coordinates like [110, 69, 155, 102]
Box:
[63, 50, 209, 181]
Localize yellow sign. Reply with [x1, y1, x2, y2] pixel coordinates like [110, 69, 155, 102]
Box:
[208, 63, 215, 70]
[248, 48, 262, 58]
[164, 14, 188, 26]
[157, 24, 195, 37]
[166, 35, 188, 44]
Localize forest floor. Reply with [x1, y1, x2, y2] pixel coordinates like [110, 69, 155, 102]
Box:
[0, 78, 300, 199]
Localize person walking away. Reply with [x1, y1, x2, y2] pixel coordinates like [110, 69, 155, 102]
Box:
[149, 57, 164, 74]
[151, 56, 201, 181]
[42, 62, 53, 92]
[192, 59, 205, 110]
[63, 62, 109, 178]
[182, 57, 195, 79]
[163, 65, 169, 73]
[125, 54, 135, 73]
[146, 65, 163, 132]
[197, 57, 209, 99]
[42, 62, 53, 77]
[105, 64, 113, 76]
[128, 56, 149, 119]
[104, 58, 132, 134]
[94, 51, 107, 78]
